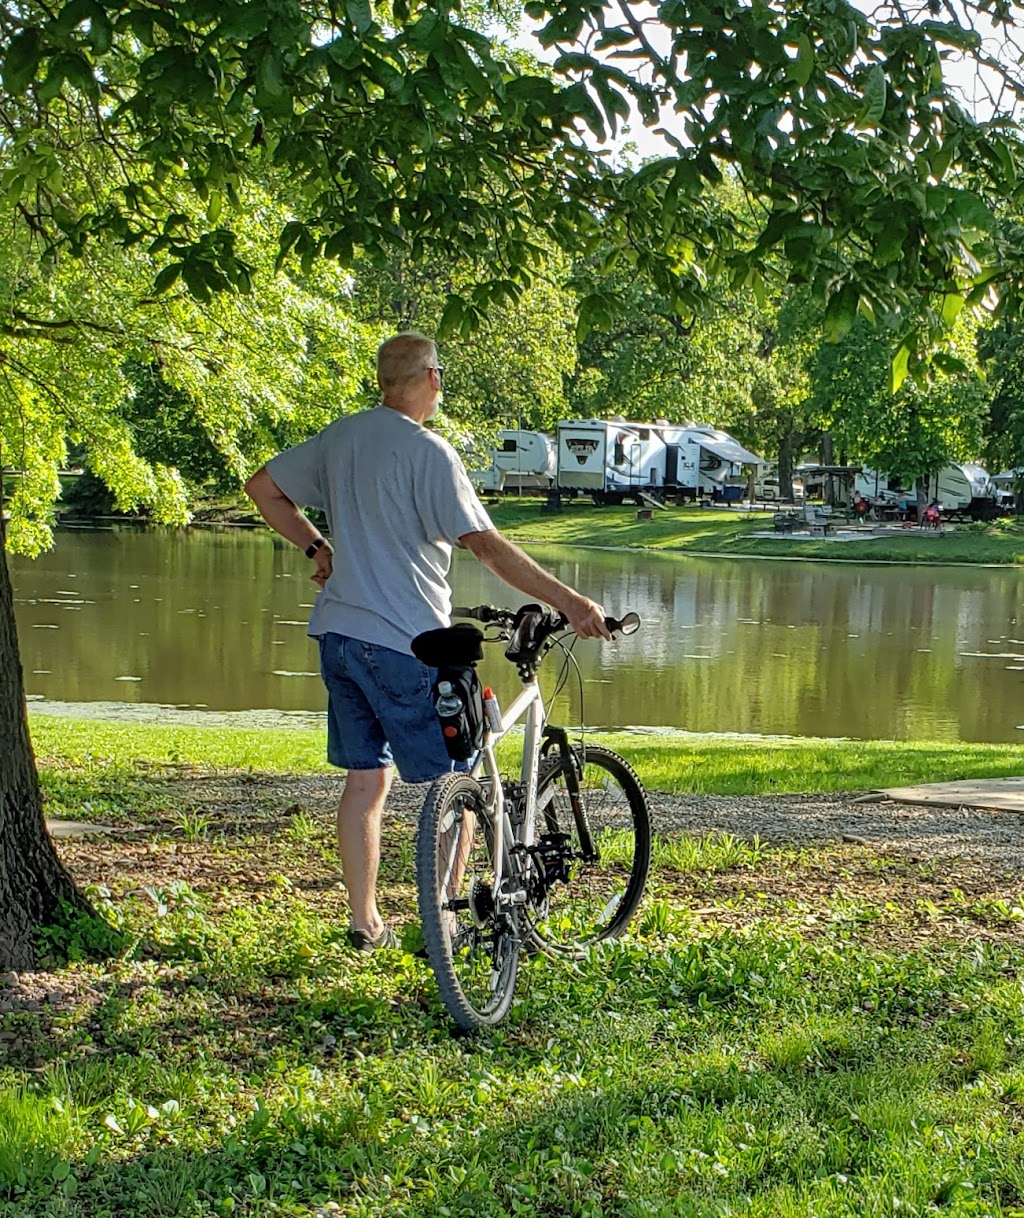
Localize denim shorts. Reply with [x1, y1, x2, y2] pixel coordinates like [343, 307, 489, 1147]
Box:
[317, 633, 456, 784]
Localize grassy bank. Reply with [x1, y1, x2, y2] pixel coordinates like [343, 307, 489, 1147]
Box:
[484, 500, 1024, 564]
[4, 720, 1024, 1216]
[29, 716, 1024, 816]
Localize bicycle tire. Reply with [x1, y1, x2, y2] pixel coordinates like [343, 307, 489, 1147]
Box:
[528, 745, 651, 955]
[416, 773, 520, 1031]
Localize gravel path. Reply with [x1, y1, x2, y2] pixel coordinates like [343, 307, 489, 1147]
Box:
[158, 772, 1024, 881]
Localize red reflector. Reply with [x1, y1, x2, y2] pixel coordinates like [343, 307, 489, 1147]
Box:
[443, 726, 458, 737]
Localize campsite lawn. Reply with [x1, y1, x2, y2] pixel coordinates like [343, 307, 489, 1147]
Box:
[28, 715, 1024, 807]
[484, 499, 1024, 564]
[3, 719, 1024, 1216]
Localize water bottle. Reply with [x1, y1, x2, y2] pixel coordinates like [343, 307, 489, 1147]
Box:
[435, 680, 464, 718]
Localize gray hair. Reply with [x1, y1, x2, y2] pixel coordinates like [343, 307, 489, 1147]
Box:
[377, 331, 437, 388]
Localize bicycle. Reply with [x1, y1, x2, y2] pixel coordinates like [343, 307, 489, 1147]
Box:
[411, 602, 652, 1031]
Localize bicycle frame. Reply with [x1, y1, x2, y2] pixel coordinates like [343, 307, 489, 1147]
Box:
[468, 677, 545, 914]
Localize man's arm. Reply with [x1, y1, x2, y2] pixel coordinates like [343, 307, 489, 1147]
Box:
[244, 467, 333, 587]
[460, 529, 611, 640]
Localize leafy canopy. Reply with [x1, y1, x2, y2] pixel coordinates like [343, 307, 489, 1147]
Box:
[5, 0, 1024, 338]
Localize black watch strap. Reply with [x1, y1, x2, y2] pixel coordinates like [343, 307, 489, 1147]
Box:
[305, 537, 325, 559]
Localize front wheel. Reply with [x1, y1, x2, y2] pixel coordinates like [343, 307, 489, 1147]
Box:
[528, 746, 651, 955]
[416, 774, 520, 1031]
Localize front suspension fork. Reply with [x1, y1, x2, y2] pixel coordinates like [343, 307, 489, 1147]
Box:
[541, 727, 598, 861]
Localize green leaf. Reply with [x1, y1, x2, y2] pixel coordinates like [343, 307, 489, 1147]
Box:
[791, 35, 814, 87]
[858, 65, 887, 128]
[920, 20, 982, 51]
[2, 28, 43, 95]
[563, 82, 605, 141]
[346, 0, 374, 35]
[932, 351, 970, 376]
[89, 10, 113, 53]
[824, 284, 857, 342]
[153, 264, 182, 294]
[218, 5, 272, 41]
[42, 50, 100, 101]
[951, 191, 994, 232]
[890, 343, 911, 393]
[576, 291, 614, 341]
[182, 261, 213, 303]
[940, 292, 965, 327]
[438, 295, 465, 339]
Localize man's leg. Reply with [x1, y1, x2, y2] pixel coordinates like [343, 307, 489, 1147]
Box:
[338, 766, 393, 938]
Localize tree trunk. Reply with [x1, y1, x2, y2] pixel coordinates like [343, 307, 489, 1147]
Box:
[778, 429, 795, 500]
[0, 524, 92, 969]
[819, 432, 834, 466]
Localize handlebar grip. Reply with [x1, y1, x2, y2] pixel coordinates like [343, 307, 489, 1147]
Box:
[605, 611, 641, 636]
[452, 604, 504, 623]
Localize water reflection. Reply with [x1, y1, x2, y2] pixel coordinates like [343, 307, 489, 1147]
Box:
[8, 527, 1024, 742]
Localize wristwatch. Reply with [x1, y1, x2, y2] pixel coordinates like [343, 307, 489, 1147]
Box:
[305, 537, 326, 559]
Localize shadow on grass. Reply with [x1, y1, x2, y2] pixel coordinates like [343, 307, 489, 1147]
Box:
[8, 1015, 1024, 1218]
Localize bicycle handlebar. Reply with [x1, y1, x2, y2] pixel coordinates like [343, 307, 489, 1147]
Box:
[452, 604, 641, 637]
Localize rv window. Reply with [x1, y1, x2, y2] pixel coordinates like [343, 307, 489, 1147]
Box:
[614, 439, 625, 465]
[699, 449, 720, 471]
[637, 429, 650, 440]
[501, 439, 518, 453]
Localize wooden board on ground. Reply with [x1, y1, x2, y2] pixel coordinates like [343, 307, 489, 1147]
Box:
[879, 777, 1024, 813]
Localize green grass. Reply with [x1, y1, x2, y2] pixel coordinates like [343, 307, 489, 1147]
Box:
[4, 876, 1024, 1217]
[484, 499, 1024, 564]
[8, 719, 1024, 1216]
[30, 716, 1024, 810]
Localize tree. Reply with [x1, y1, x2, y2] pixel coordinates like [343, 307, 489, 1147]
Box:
[0, 182, 377, 965]
[808, 311, 991, 491]
[349, 249, 579, 445]
[5, 0, 1024, 963]
[569, 257, 758, 425]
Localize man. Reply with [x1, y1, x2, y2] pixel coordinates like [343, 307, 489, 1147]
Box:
[245, 331, 609, 950]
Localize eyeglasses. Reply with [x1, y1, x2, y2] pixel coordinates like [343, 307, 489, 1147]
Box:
[428, 364, 445, 382]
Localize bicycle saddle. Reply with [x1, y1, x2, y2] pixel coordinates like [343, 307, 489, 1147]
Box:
[411, 622, 485, 667]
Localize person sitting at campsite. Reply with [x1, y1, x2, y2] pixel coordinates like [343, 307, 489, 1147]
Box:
[923, 500, 941, 528]
[852, 490, 870, 517]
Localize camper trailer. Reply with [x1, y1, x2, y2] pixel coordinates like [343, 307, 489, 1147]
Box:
[846, 463, 998, 519]
[469, 430, 556, 494]
[556, 419, 669, 504]
[556, 418, 763, 504]
[924, 463, 998, 519]
[658, 424, 763, 500]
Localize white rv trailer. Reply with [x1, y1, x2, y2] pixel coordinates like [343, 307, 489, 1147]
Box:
[469, 430, 556, 494]
[849, 463, 998, 518]
[556, 419, 668, 503]
[923, 463, 997, 517]
[659, 424, 763, 499]
[556, 418, 762, 503]
[851, 468, 901, 507]
[991, 469, 1022, 510]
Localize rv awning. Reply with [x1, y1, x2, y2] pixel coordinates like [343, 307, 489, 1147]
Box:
[698, 437, 763, 466]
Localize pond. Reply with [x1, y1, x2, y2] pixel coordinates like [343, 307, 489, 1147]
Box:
[9, 527, 1024, 742]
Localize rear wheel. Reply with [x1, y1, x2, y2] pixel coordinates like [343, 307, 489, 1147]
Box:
[416, 774, 520, 1030]
[527, 746, 651, 955]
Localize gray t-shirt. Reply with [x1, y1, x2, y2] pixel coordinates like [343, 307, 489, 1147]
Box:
[267, 406, 494, 654]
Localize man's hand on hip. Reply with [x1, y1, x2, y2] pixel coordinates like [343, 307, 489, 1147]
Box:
[312, 544, 334, 588]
